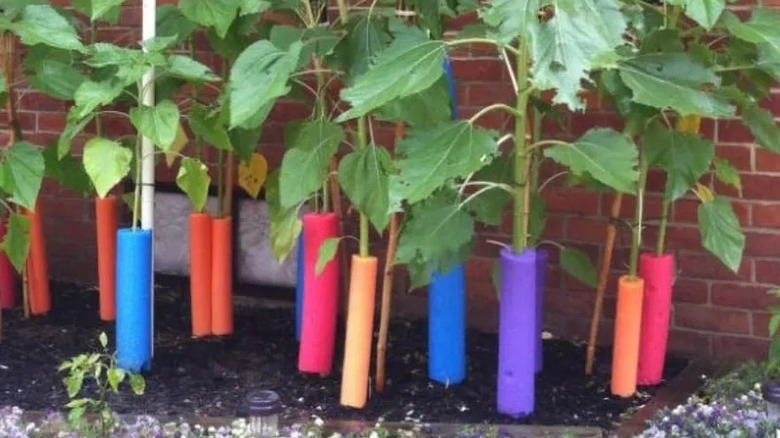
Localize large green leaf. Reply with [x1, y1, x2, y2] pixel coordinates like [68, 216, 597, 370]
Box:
[82, 138, 132, 199]
[667, 0, 724, 30]
[71, 80, 124, 120]
[337, 29, 447, 121]
[722, 9, 780, 80]
[740, 100, 780, 154]
[157, 4, 196, 45]
[266, 171, 302, 263]
[338, 145, 392, 232]
[393, 121, 498, 205]
[12, 5, 84, 51]
[2, 142, 45, 211]
[58, 114, 93, 159]
[468, 154, 512, 226]
[328, 13, 391, 84]
[90, 0, 125, 22]
[642, 121, 714, 202]
[230, 127, 262, 162]
[374, 76, 452, 129]
[166, 55, 220, 83]
[129, 100, 181, 151]
[270, 25, 340, 70]
[698, 197, 744, 273]
[23, 45, 85, 101]
[189, 104, 232, 151]
[176, 157, 210, 212]
[43, 146, 92, 196]
[713, 157, 742, 196]
[179, 0, 242, 39]
[529, 0, 626, 110]
[279, 120, 343, 208]
[229, 40, 302, 128]
[482, 0, 539, 45]
[560, 247, 598, 288]
[395, 196, 474, 276]
[241, 0, 272, 15]
[544, 128, 638, 194]
[618, 53, 734, 118]
[1, 212, 30, 273]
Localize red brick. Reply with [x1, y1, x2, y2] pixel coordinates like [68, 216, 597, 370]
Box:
[451, 59, 504, 82]
[753, 203, 780, 228]
[756, 148, 780, 172]
[674, 304, 751, 334]
[18, 92, 66, 112]
[544, 189, 601, 215]
[667, 329, 712, 356]
[465, 257, 495, 286]
[569, 113, 624, 137]
[567, 218, 610, 243]
[711, 283, 776, 309]
[753, 312, 771, 338]
[743, 174, 780, 200]
[717, 145, 752, 171]
[718, 119, 755, 144]
[755, 259, 780, 284]
[673, 197, 750, 225]
[745, 231, 780, 257]
[712, 335, 767, 359]
[678, 253, 752, 281]
[466, 83, 515, 107]
[673, 278, 710, 304]
[37, 112, 67, 133]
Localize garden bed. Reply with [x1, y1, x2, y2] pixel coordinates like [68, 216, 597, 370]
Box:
[0, 282, 688, 430]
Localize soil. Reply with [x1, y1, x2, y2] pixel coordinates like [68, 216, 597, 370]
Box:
[0, 282, 688, 430]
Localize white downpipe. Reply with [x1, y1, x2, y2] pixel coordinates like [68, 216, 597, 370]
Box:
[141, 0, 156, 358]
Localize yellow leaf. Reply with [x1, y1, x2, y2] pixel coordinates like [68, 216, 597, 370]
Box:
[165, 124, 189, 167]
[676, 114, 701, 134]
[238, 153, 268, 199]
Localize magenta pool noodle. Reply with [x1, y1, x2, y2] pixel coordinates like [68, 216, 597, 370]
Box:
[497, 248, 537, 417]
[116, 228, 152, 373]
[535, 249, 548, 373]
[637, 253, 674, 385]
[428, 263, 466, 385]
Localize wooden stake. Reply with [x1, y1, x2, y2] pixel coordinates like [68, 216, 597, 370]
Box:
[585, 193, 623, 375]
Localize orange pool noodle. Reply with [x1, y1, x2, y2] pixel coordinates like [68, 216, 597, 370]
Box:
[611, 276, 644, 397]
[211, 216, 233, 335]
[190, 212, 213, 337]
[25, 206, 49, 315]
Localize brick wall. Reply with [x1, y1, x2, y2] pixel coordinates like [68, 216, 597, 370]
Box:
[5, 1, 780, 360]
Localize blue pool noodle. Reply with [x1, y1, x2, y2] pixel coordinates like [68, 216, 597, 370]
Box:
[428, 56, 467, 385]
[295, 233, 304, 341]
[429, 264, 466, 385]
[116, 228, 152, 373]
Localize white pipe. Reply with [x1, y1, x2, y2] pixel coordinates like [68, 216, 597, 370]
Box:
[141, 0, 156, 358]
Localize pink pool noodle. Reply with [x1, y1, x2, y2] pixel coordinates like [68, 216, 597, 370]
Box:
[0, 217, 16, 310]
[637, 253, 674, 386]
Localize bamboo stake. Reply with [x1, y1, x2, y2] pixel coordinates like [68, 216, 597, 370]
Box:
[585, 193, 623, 375]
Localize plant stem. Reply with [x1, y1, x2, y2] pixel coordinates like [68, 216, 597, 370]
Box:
[336, 0, 349, 24]
[314, 55, 330, 212]
[356, 117, 369, 257]
[530, 102, 542, 193]
[656, 199, 670, 256]
[468, 103, 524, 124]
[628, 161, 648, 278]
[512, 41, 530, 253]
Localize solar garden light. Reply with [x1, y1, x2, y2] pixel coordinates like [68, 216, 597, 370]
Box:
[246, 390, 281, 438]
[763, 381, 780, 423]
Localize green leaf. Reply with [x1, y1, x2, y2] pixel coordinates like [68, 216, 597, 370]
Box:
[189, 104, 232, 150]
[468, 154, 512, 226]
[98, 332, 108, 348]
[130, 100, 181, 150]
[271, 25, 340, 70]
[58, 115, 93, 159]
[64, 374, 84, 398]
[71, 80, 124, 120]
[128, 373, 145, 395]
[713, 157, 742, 197]
[374, 76, 452, 128]
[337, 146, 392, 232]
[241, 0, 272, 15]
[667, 0, 724, 30]
[544, 128, 639, 194]
[740, 100, 780, 154]
[527, 193, 546, 247]
[230, 127, 262, 162]
[529, 0, 626, 110]
[770, 314, 780, 337]
[642, 121, 715, 202]
[157, 4, 196, 45]
[3, 142, 45, 211]
[266, 171, 302, 263]
[394, 121, 498, 205]
[279, 120, 344, 208]
[315, 238, 339, 275]
[698, 197, 745, 273]
[65, 398, 90, 409]
[176, 158, 211, 212]
[106, 368, 125, 393]
[12, 5, 84, 51]
[179, 0, 243, 39]
[23, 45, 86, 101]
[1, 213, 30, 273]
[396, 195, 474, 271]
[229, 40, 301, 128]
[618, 53, 735, 118]
[68, 406, 86, 424]
[337, 36, 446, 121]
[329, 13, 392, 84]
[83, 138, 133, 199]
[43, 147, 92, 196]
[90, 0, 125, 21]
[560, 247, 598, 288]
[482, 0, 539, 45]
[166, 55, 221, 83]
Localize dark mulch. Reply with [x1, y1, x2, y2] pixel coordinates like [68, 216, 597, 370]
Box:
[0, 282, 688, 429]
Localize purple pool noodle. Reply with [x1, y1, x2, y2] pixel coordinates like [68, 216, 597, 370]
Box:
[535, 249, 548, 374]
[497, 248, 537, 418]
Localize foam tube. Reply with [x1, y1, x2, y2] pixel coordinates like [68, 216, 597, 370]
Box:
[340, 255, 378, 408]
[116, 228, 152, 373]
[497, 248, 537, 418]
[637, 253, 674, 385]
[611, 275, 644, 397]
[96, 196, 118, 321]
[211, 216, 233, 336]
[295, 233, 304, 341]
[0, 217, 17, 310]
[190, 213, 212, 337]
[428, 263, 466, 385]
[535, 249, 548, 374]
[26, 206, 49, 315]
[298, 213, 340, 375]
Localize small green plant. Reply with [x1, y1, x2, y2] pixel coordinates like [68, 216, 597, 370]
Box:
[701, 361, 767, 403]
[767, 289, 780, 376]
[58, 332, 145, 436]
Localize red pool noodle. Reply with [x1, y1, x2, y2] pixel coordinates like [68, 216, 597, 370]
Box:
[0, 217, 16, 310]
[637, 253, 674, 386]
[298, 213, 340, 375]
